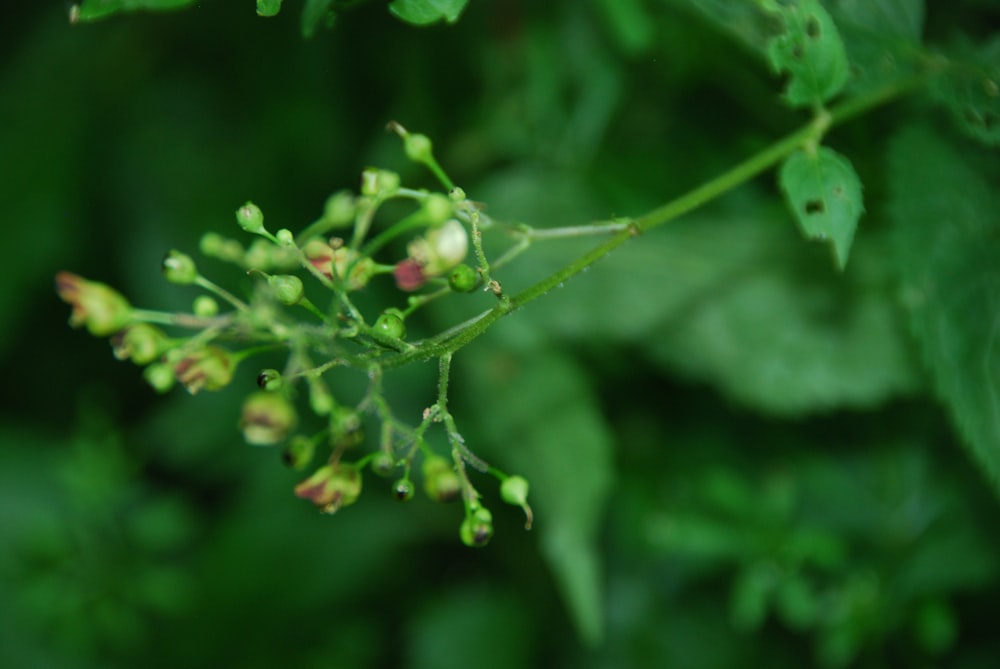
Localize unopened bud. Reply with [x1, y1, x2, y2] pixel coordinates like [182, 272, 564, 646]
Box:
[240, 391, 298, 446]
[162, 250, 198, 285]
[236, 201, 266, 235]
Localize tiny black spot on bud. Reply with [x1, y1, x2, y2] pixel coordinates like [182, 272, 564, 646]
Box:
[257, 373, 269, 389]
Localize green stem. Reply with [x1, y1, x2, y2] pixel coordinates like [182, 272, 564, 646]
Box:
[376, 77, 928, 369]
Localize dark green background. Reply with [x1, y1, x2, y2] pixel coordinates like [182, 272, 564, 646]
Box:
[3, 2, 1000, 667]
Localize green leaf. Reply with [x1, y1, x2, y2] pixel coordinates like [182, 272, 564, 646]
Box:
[256, 0, 283, 18]
[763, 0, 850, 107]
[778, 146, 864, 269]
[72, 0, 196, 21]
[462, 348, 613, 645]
[301, 0, 337, 38]
[388, 0, 470, 26]
[888, 125, 1000, 494]
[930, 36, 1000, 147]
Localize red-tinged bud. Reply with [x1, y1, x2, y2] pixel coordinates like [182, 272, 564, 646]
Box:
[393, 257, 427, 292]
[172, 346, 235, 394]
[111, 323, 169, 365]
[240, 391, 298, 446]
[302, 239, 374, 290]
[55, 272, 132, 337]
[294, 463, 362, 513]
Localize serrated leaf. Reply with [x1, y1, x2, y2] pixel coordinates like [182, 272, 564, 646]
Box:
[388, 0, 470, 26]
[462, 348, 613, 644]
[930, 36, 1000, 147]
[73, 0, 195, 21]
[763, 0, 850, 107]
[888, 125, 1000, 495]
[778, 146, 864, 269]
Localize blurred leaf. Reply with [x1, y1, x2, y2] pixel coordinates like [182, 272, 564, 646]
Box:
[257, 0, 283, 17]
[829, 0, 924, 42]
[888, 125, 1000, 495]
[463, 346, 613, 644]
[73, 0, 196, 21]
[595, 0, 656, 54]
[763, 0, 851, 107]
[389, 0, 470, 25]
[930, 35, 1000, 147]
[778, 146, 864, 269]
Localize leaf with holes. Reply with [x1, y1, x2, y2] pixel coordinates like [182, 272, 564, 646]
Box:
[388, 0, 470, 26]
[778, 146, 864, 269]
[763, 0, 850, 108]
[930, 35, 1000, 148]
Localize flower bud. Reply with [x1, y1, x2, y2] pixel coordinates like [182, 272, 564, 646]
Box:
[240, 391, 297, 446]
[407, 219, 468, 277]
[256, 368, 283, 391]
[371, 451, 396, 477]
[423, 193, 453, 226]
[200, 232, 245, 264]
[193, 295, 220, 317]
[500, 475, 534, 530]
[360, 168, 400, 198]
[294, 463, 362, 513]
[162, 250, 198, 285]
[322, 191, 355, 227]
[448, 264, 477, 293]
[393, 258, 427, 292]
[172, 346, 235, 394]
[111, 323, 168, 365]
[303, 240, 375, 290]
[374, 309, 406, 340]
[403, 133, 433, 164]
[460, 506, 494, 547]
[393, 478, 415, 502]
[331, 406, 364, 449]
[143, 362, 175, 393]
[423, 455, 461, 503]
[236, 201, 266, 235]
[55, 271, 132, 337]
[448, 187, 466, 201]
[267, 274, 304, 305]
[282, 435, 314, 470]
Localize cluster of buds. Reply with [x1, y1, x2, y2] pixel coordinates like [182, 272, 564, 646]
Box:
[55, 125, 532, 547]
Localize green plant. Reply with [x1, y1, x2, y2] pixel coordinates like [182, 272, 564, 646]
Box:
[46, 0, 1000, 660]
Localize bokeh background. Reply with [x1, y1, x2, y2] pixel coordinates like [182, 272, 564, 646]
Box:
[3, 1, 1000, 667]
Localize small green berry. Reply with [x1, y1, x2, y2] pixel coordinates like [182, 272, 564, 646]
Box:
[500, 475, 534, 530]
[448, 264, 477, 293]
[162, 250, 198, 285]
[143, 362, 175, 393]
[322, 191, 356, 227]
[371, 451, 396, 477]
[423, 193, 453, 225]
[460, 507, 494, 547]
[192, 295, 219, 317]
[275, 229, 295, 246]
[256, 368, 283, 391]
[374, 310, 406, 340]
[404, 133, 433, 164]
[236, 201, 265, 234]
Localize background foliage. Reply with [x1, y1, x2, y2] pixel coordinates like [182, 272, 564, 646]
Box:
[3, 1, 1000, 667]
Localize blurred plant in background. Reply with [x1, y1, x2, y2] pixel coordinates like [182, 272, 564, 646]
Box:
[3, 0, 1000, 667]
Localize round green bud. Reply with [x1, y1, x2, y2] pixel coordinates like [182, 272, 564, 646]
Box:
[423, 193, 453, 226]
[275, 229, 295, 246]
[282, 435, 314, 470]
[267, 274, 304, 305]
[393, 478, 415, 502]
[162, 250, 198, 285]
[460, 507, 494, 548]
[448, 187, 466, 201]
[323, 191, 356, 227]
[423, 455, 461, 503]
[236, 201, 265, 234]
[308, 380, 335, 416]
[374, 310, 406, 340]
[360, 168, 401, 198]
[371, 451, 396, 477]
[199, 232, 245, 264]
[404, 133, 433, 164]
[331, 405, 364, 449]
[192, 295, 219, 317]
[111, 323, 168, 365]
[143, 362, 175, 394]
[500, 476, 529, 506]
[448, 264, 477, 293]
[256, 368, 283, 391]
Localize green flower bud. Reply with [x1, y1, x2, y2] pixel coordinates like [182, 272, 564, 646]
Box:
[256, 368, 283, 391]
[111, 323, 168, 365]
[275, 229, 295, 246]
[393, 478, 415, 502]
[403, 133, 433, 164]
[500, 475, 534, 530]
[322, 191, 356, 227]
[448, 187, 466, 201]
[236, 201, 265, 235]
[282, 435, 314, 470]
[331, 406, 364, 449]
[423, 193, 453, 226]
[143, 362, 175, 393]
[460, 506, 494, 547]
[55, 271, 133, 337]
[172, 345, 235, 394]
[423, 455, 461, 503]
[193, 295, 219, 317]
[267, 274, 304, 305]
[448, 264, 477, 293]
[240, 391, 297, 446]
[360, 168, 400, 198]
[199, 232, 245, 264]
[294, 463, 362, 513]
[162, 250, 198, 285]
[374, 309, 406, 340]
[307, 378, 335, 416]
[408, 219, 468, 277]
[371, 451, 396, 477]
